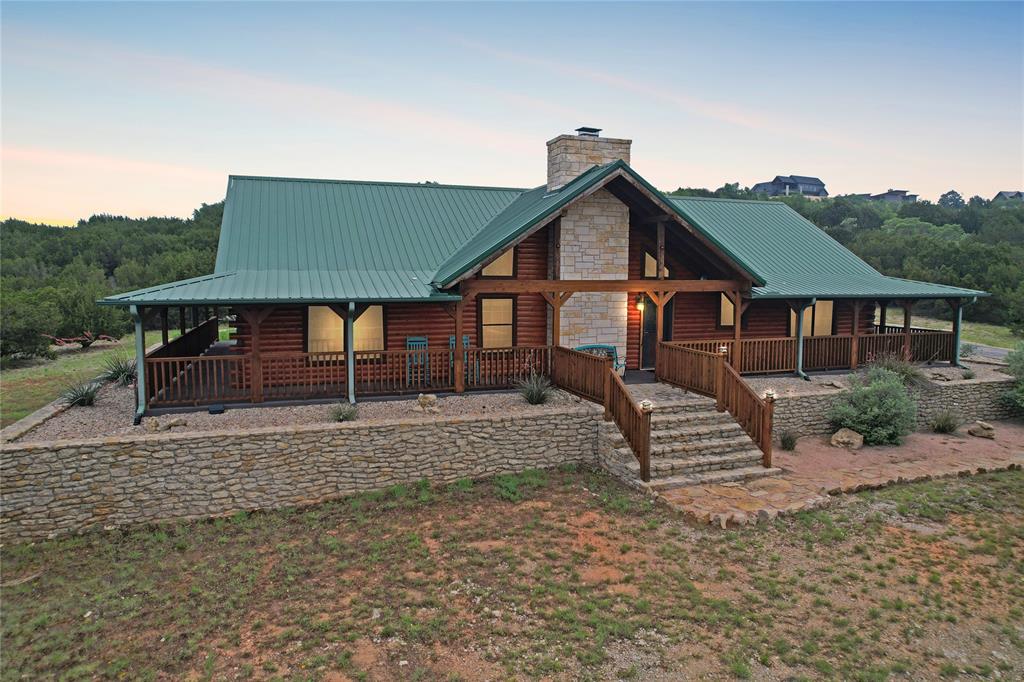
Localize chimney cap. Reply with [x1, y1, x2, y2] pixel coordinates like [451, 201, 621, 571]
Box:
[575, 126, 601, 137]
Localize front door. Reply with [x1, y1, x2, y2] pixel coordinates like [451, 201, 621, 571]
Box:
[640, 295, 673, 369]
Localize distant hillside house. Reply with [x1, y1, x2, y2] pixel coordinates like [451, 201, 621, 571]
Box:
[993, 191, 1024, 202]
[870, 189, 918, 203]
[751, 175, 828, 199]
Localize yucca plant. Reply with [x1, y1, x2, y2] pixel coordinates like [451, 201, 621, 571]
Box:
[62, 381, 101, 407]
[101, 352, 137, 386]
[516, 370, 553, 405]
[929, 409, 962, 434]
[866, 352, 929, 389]
[330, 403, 358, 422]
[779, 430, 799, 451]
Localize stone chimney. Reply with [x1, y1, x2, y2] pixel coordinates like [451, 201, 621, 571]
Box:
[546, 127, 631, 191]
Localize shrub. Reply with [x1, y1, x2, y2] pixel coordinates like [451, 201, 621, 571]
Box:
[1003, 342, 1024, 412]
[329, 403, 358, 422]
[516, 370, 553, 405]
[961, 368, 976, 380]
[959, 343, 977, 359]
[101, 352, 137, 386]
[829, 368, 918, 445]
[929, 409, 963, 434]
[779, 430, 799, 451]
[865, 352, 929, 389]
[62, 381, 100, 407]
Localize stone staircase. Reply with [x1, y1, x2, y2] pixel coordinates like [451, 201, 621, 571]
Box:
[599, 382, 782, 491]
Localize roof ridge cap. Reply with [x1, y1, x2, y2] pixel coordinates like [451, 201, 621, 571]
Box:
[227, 174, 529, 193]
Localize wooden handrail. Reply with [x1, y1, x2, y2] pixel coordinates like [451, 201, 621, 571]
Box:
[718, 363, 774, 467]
[146, 317, 219, 359]
[605, 369, 652, 482]
[551, 346, 612, 403]
[655, 342, 720, 397]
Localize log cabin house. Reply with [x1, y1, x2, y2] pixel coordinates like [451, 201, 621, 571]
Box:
[103, 128, 985, 428]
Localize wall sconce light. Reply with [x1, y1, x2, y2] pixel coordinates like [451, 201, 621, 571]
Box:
[635, 295, 646, 312]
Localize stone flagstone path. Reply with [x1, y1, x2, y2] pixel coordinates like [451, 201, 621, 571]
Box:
[659, 420, 1024, 527]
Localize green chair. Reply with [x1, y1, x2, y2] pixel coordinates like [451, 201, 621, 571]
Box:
[574, 344, 626, 372]
[406, 336, 429, 386]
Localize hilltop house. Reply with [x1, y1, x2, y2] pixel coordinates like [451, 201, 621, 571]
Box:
[870, 189, 918, 203]
[750, 175, 828, 199]
[103, 128, 984, 422]
[993, 191, 1023, 202]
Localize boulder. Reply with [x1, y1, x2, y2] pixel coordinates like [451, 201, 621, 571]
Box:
[142, 417, 160, 433]
[967, 421, 995, 439]
[417, 393, 439, 413]
[159, 417, 187, 432]
[830, 427, 864, 450]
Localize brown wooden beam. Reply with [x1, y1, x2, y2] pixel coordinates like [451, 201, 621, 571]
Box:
[901, 300, 913, 361]
[641, 213, 673, 224]
[850, 300, 864, 369]
[732, 289, 743, 372]
[178, 306, 187, 336]
[656, 221, 666, 281]
[464, 278, 744, 295]
[160, 308, 169, 346]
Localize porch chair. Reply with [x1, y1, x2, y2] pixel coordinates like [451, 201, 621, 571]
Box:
[449, 334, 478, 384]
[405, 336, 430, 387]
[574, 344, 626, 372]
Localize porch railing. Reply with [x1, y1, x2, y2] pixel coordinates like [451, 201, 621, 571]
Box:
[655, 342, 774, 467]
[146, 354, 251, 406]
[551, 346, 611, 402]
[146, 317, 219, 359]
[669, 329, 955, 374]
[605, 370, 652, 481]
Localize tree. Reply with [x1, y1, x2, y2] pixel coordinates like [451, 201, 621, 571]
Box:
[0, 289, 58, 357]
[938, 190, 965, 209]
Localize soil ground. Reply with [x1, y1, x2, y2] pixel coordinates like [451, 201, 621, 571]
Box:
[3, 467, 1022, 681]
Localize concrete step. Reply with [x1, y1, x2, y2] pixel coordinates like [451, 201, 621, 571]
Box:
[624, 450, 765, 478]
[649, 421, 747, 443]
[646, 466, 783, 491]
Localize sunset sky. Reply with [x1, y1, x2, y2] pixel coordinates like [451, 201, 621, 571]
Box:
[2, 1, 1022, 225]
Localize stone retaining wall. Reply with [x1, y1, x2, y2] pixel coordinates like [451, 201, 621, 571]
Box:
[1, 406, 604, 541]
[773, 376, 1020, 437]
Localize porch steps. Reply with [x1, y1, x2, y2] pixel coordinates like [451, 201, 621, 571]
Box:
[601, 382, 781, 491]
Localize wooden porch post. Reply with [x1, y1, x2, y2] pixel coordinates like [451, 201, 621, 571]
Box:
[179, 306, 187, 335]
[130, 305, 147, 424]
[902, 300, 913, 361]
[543, 291, 571, 348]
[731, 289, 743, 372]
[346, 302, 356, 404]
[878, 301, 887, 331]
[454, 297, 465, 393]
[949, 298, 963, 367]
[850, 300, 863, 369]
[239, 307, 273, 403]
[160, 307, 169, 346]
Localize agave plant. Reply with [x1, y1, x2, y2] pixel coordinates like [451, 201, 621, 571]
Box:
[62, 381, 101, 407]
[516, 370, 553, 405]
[101, 352, 138, 386]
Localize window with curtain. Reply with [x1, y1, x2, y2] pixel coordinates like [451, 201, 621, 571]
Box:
[479, 298, 514, 348]
[307, 305, 384, 352]
[643, 252, 669, 278]
[789, 300, 834, 337]
[719, 293, 735, 327]
[481, 248, 514, 277]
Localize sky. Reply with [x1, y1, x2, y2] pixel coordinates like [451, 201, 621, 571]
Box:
[2, 1, 1022, 225]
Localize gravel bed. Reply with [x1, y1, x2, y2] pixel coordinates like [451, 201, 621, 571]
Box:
[15, 383, 586, 443]
[744, 360, 1009, 398]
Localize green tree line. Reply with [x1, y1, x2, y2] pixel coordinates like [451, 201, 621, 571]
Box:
[671, 185, 1024, 333]
[1, 204, 221, 357]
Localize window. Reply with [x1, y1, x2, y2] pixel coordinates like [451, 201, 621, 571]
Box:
[719, 294, 735, 327]
[643, 252, 669, 278]
[479, 297, 514, 348]
[307, 305, 384, 352]
[789, 300, 834, 337]
[481, 248, 514, 277]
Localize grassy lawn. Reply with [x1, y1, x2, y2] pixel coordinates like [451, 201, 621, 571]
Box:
[0, 326, 235, 428]
[879, 307, 1022, 350]
[3, 467, 1021, 680]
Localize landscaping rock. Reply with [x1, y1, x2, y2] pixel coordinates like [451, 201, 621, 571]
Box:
[417, 393, 439, 413]
[830, 428, 864, 450]
[967, 420, 995, 439]
[159, 417, 187, 432]
[143, 417, 160, 433]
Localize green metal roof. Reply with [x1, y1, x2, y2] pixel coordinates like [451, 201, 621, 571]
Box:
[103, 164, 986, 306]
[667, 196, 987, 299]
[99, 269, 458, 306]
